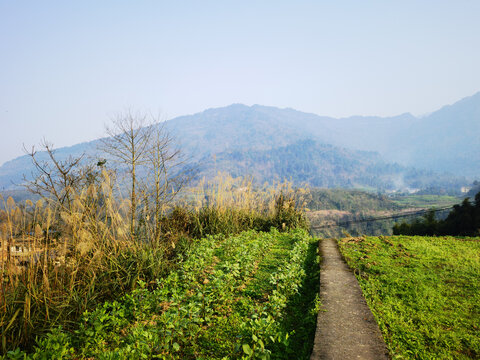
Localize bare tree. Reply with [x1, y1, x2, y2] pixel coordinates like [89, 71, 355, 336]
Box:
[100, 111, 153, 238]
[141, 124, 191, 245]
[100, 111, 192, 243]
[22, 139, 90, 211]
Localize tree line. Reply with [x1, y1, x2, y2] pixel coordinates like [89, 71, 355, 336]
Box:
[393, 192, 480, 236]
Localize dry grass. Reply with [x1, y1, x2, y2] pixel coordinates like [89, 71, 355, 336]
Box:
[181, 173, 309, 237]
[0, 171, 169, 353]
[0, 171, 308, 354]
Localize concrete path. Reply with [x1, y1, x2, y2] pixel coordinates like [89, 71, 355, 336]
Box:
[310, 239, 389, 360]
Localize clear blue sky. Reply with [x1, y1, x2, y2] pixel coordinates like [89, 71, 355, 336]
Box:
[1, 0, 479, 165]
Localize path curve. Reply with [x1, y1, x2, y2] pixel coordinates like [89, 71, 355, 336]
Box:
[310, 239, 389, 360]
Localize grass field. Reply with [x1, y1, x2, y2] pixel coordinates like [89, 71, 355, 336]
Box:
[338, 235, 480, 359]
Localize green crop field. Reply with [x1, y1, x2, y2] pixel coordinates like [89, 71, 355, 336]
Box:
[390, 194, 460, 208]
[339, 235, 480, 359]
[3, 229, 319, 360]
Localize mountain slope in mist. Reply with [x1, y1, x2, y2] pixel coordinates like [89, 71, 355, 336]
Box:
[0, 92, 478, 191]
[197, 139, 465, 191]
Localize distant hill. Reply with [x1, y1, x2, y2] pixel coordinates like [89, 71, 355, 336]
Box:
[165, 94, 480, 178]
[398, 92, 480, 176]
[322, 93, 480, 177]
[165, 103, 332, 159]
[0, 141, 99, 190]
[196, 139, 465, 191]
[1, 92, 478, 192]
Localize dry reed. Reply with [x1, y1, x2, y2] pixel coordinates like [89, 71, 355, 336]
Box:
[0, 171, 308, 354]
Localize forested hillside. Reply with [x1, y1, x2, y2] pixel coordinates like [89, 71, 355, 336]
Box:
[393, 191, 480, 236]
[197, 140, 466, 192]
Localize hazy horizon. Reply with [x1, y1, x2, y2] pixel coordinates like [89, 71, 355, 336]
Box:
[0, 92, 477, 167]
[2, 1, 480, 165]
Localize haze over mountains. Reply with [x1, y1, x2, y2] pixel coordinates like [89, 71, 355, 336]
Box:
[1, 92, 479, 192]
[168, 91, 479, 178]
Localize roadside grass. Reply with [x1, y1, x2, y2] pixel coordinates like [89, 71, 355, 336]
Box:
[338, 235, 480, 359]
[3, 229, 319, 359]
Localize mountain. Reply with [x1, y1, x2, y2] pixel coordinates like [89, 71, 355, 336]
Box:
[323, 92, 480, 176]
[0, 141, 99, 190]
[398, 92, 480, 176]
[1, 92, 478, 192]
[198, 139, 386, 188]
[163, 94, 480, 179]
[165, 104, 333, 158]
[165, 104, 418, 162]
[196, 139, 465, 191]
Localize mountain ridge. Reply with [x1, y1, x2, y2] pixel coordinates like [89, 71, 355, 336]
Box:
[1, 92, 478, 192]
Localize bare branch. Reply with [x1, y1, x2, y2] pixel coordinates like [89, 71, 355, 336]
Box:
[22, 140, 91, 212]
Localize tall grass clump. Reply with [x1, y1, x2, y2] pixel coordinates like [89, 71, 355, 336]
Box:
[0, 170, 170, 354]
[179, 173, 309, 238]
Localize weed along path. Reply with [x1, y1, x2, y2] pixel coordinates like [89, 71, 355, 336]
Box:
[310, 239, 389, 360]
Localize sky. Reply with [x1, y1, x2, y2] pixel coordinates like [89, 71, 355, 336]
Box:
[1, 0, 480, 165]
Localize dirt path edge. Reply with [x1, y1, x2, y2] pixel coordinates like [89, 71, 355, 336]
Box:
[310, 239, 389, 360]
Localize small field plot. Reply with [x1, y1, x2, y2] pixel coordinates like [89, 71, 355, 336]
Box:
[390, 194, 460, 208]
[9, 229, 319, 360]
[339, 235, 480, 359]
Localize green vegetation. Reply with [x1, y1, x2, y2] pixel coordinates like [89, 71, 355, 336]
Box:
[306, 189, 400, 212]
[339, 235, 480, 359]
[1, 110, 310, 359]
[307, 190, 470, 238]
[3, 229, 319, 359]
[390, 194, 460, 208]
[394, 192, 480, 236]
[306, 188, 403, 238]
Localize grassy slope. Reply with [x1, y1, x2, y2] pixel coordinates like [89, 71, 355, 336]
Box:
[307, 189, 401, 213]
[338, 236, 480, 359]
